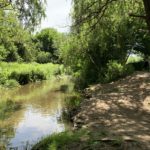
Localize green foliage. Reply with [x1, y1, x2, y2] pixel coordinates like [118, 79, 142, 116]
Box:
[0, 11, 64, 64]
[72, 0, 145, 33]
[0, 71, 7, 85]
[3, 79, 19, 88]
[0, 62, 60, 87]
[105, 61, 124, 82]
[0, 11, 37, 62]
[104, 61, 134, 82]
[59, 0, 149, 88]
[34, 28, 58, 53]
[34, 28, 64, 63]
[32, 129, 128, 150]
[0, 0, 46, 30]
[9, 71, 46, 85]
[64, 93, 81, 109]
[36, 52, 51, 63]
[127, 55, 144, 64]
[62, 92, 81, 121]
[0, 45, 8, 61]
[32, 130, 89, 150]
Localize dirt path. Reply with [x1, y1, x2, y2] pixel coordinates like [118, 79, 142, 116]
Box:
[73, 72, 150, 149]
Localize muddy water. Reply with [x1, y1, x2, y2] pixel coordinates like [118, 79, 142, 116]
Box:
[0, 79, 73, 149]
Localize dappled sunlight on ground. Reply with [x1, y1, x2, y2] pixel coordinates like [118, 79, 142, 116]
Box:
[73, 72, 150, 149]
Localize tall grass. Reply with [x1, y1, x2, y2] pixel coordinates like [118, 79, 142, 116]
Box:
[62, 92, 81, 121]
[32, 130, 90, 150]
[127, 55, 143, 64]
[0, 62, 61, 87]
[32, 129, 126, 150]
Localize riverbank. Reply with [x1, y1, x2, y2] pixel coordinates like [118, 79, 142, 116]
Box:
[32, 71, 150, 150]
[0, 76, 74, 149]
[0, 62, 61, 88]
[0, 74, 74, 121]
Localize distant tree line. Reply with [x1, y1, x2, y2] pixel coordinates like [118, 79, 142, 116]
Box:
[0, 9, 65, 63]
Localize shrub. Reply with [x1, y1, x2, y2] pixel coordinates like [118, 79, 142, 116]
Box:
[62, 93, 81, 121]
[31, 70, 46, 82]
[0, 62, 60, 87]
[104, 60, 134, 82]
[0, 45, 8, 61]
[9, 71, 31, 85]
[65, 93, 81, 109]
[36, 51, 51, 63]
[0, 72, 8, 85]
[3, 79, 19, 88]
[10, 70, 46, 85]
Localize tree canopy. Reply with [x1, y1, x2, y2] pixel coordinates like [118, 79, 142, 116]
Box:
[0, 0, 149, 88]
[58, 0, 150, 87]
[72, 0, 150, 31]
[33, 28, 64, 63]
[0, 10, 63, 63]
[0, 0, 46, 30]
[0, 10, 36, 62]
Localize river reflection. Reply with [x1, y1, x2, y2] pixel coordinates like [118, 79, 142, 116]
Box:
[0, 79, 73, 149]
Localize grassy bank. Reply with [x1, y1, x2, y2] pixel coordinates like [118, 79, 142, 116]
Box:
[62, 92, 82, 122]
[32, 129, 141, 150]
[0, 62, 61, 87]
[32, 72, 149, 150]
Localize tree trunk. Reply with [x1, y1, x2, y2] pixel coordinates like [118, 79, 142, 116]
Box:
[143, 0, 150, 31]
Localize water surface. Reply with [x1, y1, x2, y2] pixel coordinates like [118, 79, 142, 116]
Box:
[0, 79, 72, 149]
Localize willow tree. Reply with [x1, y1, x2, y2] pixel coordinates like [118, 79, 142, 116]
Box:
[0, 0, 46, 30]
[62, 0, 149, 86]
[72, 0, 149, 31]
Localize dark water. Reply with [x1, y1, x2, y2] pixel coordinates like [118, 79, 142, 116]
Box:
[0, 78, 73, 149]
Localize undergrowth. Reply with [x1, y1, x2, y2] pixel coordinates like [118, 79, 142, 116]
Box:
[0, 62, 62, 87]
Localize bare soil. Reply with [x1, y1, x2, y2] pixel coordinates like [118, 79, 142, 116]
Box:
[73, 72, 150, 149]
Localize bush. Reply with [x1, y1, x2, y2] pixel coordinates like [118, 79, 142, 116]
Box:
[36, 52, 51, 63]
[104, 60, 134, 82]
[73, 63, 100, 89]
[0, 62, 60, 87]
[3, 79, 19, 88]
[10, 71, 31, 85]
[73, 60, 135, 89]
[0, 45, 8, 61]
[9, 70, 46, 85]
[0, 72, 8, 85]
[62, 93, 81, 121]
[65, 93, 81, 110]
[31, 70, 46, 82]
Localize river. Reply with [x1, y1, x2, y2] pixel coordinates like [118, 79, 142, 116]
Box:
[0, 78, 73, 149]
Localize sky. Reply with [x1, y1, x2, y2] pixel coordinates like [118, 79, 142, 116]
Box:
[40, 0, 72, 33]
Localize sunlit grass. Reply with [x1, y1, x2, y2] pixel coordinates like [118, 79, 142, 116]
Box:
[0, 62, 61, 87]
[127, 55, 143, 64]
